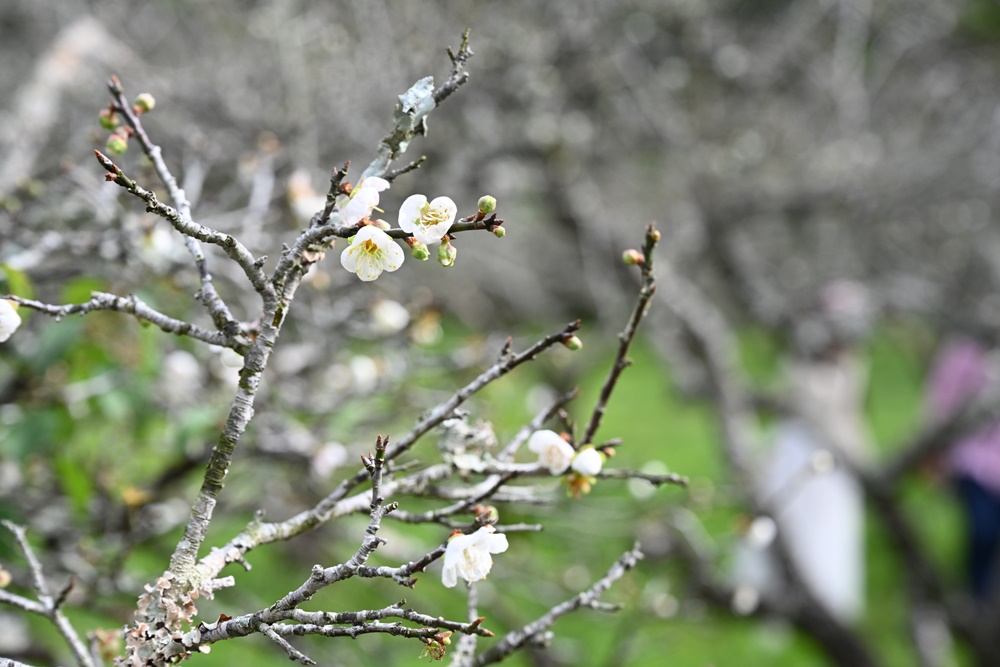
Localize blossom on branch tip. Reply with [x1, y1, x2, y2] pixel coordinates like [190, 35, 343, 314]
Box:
[528, 429, 575, 474]
[0, 300, 21, 342]
[437, 241, 457, 267]
[133, 93, 156, 114]
[478, 195, 497, 215]
[399, 194, 457, 244]
[441, 525, 509, 588]
[571, 446, 604, 477]
[338, 176, 390, 226]
[340, 226, 404, 282]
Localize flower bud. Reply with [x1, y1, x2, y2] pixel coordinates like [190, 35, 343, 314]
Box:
[133, 93, 156, 114]
[562, 335, 583, 351]
[477, 195, 497, 215]
[98, 108, 119, 131]
[105, 133, 128, 156]
[622, 249, 644, 266]
[473, 504, 500, 523]
[492, 226, 506, 238]
[405, 237, 430, 261]
[370, 218, 391, 231]
[650, 229, 662, 243]
[437, 241, 457, 267]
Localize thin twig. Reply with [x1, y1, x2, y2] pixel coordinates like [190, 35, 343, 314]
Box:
[1, 522, 95, 667]
[581, 224, 660, 445]
[6, 293, 240, 351]
[106, 76, 244, 335]
[473, 544, 644, 666]
[94, 150, 272, 300]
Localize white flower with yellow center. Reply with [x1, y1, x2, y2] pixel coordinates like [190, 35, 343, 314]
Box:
[441, 525, 509, 588]
[527, 429, 575, 475]
[340, 226, 404, 282]
[398, 194, 457, 244]
[571, 446, 604, 477]
[0, 299, 21, 342]
[338, 176, 390, 226]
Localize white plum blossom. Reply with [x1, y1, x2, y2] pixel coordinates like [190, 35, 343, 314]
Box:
[371, 299, 410, 334]
[398, 194, 457, 244]
[0, 300, 21, 343]
[441, 525, 509, 588]
[338, 176, 390, 226]
[340, 226, 404, 282]
[571, 447, 603, 477]
[527, 429, 575, 474]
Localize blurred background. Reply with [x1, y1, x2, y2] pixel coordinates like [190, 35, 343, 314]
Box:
[4, 0, 1000, 665]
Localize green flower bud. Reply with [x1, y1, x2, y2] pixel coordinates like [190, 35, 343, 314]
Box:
[105, 133, 128, 156]
[406, 237, 430, 261]
[98, 108, 119, 131]
[622, 249, 644, 266]
[477, 195, 497, 215]
[133, 93, 156, 113]
[562, 335, 583, 351]
[492, 226, 506, 238]
[437, 242, 457, 267]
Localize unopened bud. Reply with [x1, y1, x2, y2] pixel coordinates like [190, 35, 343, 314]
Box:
[98, 108, 119, 131]
[562, 335, 583, 351]
[370, 218, 391, 231]
[133, 93, 156, 114]
[622, 249, 644, 266]
[473, 504, 500, 522]
[478, 195, 497, 215]
[105, 133, 128, 156]
[406, 237, 430, 261]
[492, 226, 506, 238]
[650, 229, 662, 243]
[437, 242, 457, 267]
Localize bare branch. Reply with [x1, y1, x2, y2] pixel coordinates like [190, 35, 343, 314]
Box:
[581, 223, 660, 445]
[106, 76, 245, 335]
[1, 522, 95, 667]
[474, 544, 644, 666]
[94, 150, 273, 300]
[6, 292, 241, 351]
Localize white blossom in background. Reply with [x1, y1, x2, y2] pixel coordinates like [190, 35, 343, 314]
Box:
[527, 429, 575, 474]
[571, 447, 604, 477]
[370, 299, 410, 334]
[340, 226, 404, 282]
[398, 194, 457, 244]
[338, 176, 390, 226]
[286, 169, 326, 225]
[0, 300, 21, 342]
[441, 525, 509, 588]
[746, 516, 778, 550]
[349, 355, 380, 394]
[311, 441, 349, 480]
[160, 350, 201, 406]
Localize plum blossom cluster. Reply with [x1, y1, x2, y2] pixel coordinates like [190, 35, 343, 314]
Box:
[527, 429, 606, 496]
[336, 177, 464, 282]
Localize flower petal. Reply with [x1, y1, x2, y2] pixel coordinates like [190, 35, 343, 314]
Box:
[0, 300, 21, 343]
[380, 238, 405, 272]
[355, 255, 382, 281]
[340, 244, 360, 272]
[571, 448, 604, 476]
[398, 194, 428, 233]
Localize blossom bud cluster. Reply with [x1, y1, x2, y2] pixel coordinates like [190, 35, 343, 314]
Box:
[337, 180, 501, 281]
